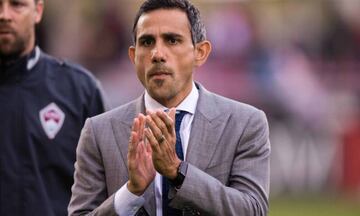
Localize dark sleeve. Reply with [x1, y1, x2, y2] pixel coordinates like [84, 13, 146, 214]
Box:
[62, 60, 110, 118]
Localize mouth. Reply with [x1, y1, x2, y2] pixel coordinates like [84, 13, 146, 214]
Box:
[0, 30, 14, 37]
[149, 71, 172, 79]
[0, 26, 15, 35]
[0, 32, 13, 36]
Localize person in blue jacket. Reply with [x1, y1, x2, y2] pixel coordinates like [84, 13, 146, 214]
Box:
[0, 0, 108, 215]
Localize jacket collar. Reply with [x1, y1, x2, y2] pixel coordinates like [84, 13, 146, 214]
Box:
[0, 46, 41, 82]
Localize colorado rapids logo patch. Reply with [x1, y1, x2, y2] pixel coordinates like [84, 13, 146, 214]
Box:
[39, 103, 65, 139]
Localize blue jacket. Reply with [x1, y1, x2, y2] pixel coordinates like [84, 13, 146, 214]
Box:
[0, 47, 108, 216]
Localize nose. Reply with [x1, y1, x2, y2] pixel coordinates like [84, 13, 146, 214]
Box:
[0, 4, 12, 21]
[151, 43, 166, 64]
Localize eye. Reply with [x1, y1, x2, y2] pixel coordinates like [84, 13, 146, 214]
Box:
[139, 38, 154, 47]
[168, 37, 179, 45]
[11, 0, 26, 7]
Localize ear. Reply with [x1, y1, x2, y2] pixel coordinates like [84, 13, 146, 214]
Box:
[34, 0, 44, 24]
[128, 46, 136, 65]
[194, 40, 212, 67]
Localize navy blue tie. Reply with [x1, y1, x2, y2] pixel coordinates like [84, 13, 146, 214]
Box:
[162, 111, 186, 216]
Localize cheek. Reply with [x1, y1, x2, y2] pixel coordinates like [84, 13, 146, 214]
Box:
[176, 50, 195, 72]
[19, 18, 34, 36]
[136, 70, 146, 86]
[134, 54, 148, 83]
[135, 63, 145, 78]
[178, 45, 195, 60]
[134, 50, 149, 66]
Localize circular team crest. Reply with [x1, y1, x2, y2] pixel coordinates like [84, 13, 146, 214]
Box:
[39, 102, 65, 139]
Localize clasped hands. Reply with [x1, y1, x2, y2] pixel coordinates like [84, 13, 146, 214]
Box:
[127, 108, 181, 196]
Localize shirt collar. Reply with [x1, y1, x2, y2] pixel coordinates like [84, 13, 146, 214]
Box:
[144, 82, 199, 115]
[0, 46, 40, 83]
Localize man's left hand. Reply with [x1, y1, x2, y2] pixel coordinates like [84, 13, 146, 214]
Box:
[144, 108, 180, 180]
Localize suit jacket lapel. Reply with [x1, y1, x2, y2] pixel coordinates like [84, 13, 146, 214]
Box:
[186, 84, 230, 171]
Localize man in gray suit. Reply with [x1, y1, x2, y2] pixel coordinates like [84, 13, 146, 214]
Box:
[68, 0, 270, 215]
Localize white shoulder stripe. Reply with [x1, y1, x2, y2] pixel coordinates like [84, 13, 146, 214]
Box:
[27, 46, 41, 70]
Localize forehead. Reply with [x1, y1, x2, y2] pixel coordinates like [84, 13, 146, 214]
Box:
[136, 9, 191, 38]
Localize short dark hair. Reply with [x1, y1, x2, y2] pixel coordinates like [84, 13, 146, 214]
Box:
[132, 0, 206, 45]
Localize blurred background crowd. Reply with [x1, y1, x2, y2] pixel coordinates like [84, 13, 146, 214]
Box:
[36, 0, 359, 214]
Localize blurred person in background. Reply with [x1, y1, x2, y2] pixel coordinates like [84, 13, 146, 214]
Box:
[68, 0, 270, 215]
[0, 0, 108, 215]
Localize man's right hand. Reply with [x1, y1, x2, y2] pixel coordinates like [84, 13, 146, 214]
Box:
[127, 113, 156, 196]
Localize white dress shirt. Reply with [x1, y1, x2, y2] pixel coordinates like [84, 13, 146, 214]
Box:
[114, 82, 199, 216]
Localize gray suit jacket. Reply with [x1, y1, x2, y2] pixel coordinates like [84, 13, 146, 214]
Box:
[68, 83, 270, 216]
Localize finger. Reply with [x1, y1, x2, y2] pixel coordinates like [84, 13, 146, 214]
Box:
[138, 113, 146, 141]
[128, 118, 140, 156]
[168, 108, 176, 122]
[149, 111, 169, 138]
[132, 117, 140, 133]
[145, 114, 163, 141]
[129, 118, 139, 152]
[128, 132, 139, 167]
[156, 110, 174, 134]
[168, 108, 176, 136]
[144, 127, 161, 153]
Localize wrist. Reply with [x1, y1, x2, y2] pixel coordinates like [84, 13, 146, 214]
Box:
[168, 159, 181, 180]
[169, 161, 188, 188]
[127, 181, 145, 196]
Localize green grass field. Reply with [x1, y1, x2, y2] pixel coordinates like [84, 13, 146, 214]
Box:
[269, 196, 360, 216]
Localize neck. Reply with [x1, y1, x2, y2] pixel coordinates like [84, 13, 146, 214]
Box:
[0, 39, 36, 66]
[0, 57, 19, 69]
[0, 53, 26, 68]
[0, 47, 36, 71]
[158, 85, 193, 108]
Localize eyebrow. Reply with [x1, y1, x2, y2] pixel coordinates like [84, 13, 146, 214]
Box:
[137, 32, 184, 42]
[138, 34, 154, 42]
[162, 32, 183, 39]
